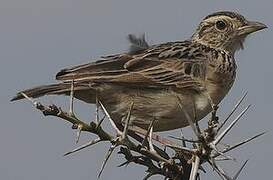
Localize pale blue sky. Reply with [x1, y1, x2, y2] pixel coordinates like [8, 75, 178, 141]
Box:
[1, 0, 272, 180]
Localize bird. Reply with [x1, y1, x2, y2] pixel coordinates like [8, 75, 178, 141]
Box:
[12, 11, 266, 132]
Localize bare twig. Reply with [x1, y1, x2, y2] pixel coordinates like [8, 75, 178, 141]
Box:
[19, 92, 265, 180]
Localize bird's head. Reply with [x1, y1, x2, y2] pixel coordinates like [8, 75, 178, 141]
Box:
[191, 11, 267, 55]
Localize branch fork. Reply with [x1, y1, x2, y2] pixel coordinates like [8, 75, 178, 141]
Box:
[20, 89, 265, 180]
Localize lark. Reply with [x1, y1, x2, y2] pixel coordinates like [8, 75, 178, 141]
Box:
[12, 11, 266, 132]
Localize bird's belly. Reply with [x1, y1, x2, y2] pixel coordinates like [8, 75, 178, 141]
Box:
[99, 85, 212, 131]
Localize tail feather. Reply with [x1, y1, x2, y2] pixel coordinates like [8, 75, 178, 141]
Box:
[11, 83, 95, 103]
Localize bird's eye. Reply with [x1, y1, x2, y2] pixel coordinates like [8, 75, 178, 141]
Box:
[215, 20, 227, 30]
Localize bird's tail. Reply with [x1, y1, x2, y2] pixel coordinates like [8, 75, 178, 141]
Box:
[11, 82, 95, 103]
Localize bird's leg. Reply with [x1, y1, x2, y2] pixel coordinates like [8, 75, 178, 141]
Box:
[192, 95, 201, 136]
[210, 104, 219, 126]
[203, 92, 219, 127]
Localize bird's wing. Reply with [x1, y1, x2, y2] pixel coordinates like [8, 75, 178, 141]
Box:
[56, 41, 208, 91]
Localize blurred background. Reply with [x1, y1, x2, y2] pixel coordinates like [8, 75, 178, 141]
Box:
[0, 0, 272, 179]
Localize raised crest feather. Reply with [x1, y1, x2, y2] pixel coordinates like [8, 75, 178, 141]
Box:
[127, 34, 149, 54]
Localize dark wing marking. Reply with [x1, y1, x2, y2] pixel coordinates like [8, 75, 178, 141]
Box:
[56, 41, 208, 91]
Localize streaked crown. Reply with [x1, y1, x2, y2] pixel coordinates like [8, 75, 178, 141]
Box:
[191, 11, 267, 54]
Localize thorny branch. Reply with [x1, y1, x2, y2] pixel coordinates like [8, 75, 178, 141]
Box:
[20, 90, 265, 180]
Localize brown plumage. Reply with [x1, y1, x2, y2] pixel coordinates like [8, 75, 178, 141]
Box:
[11, 11, 266, 132]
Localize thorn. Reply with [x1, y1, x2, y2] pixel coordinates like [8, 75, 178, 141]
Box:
[163, 145, 167, 152]
[215, 157, 233, 161]
[20, 92, 38, 107]
[210, 144, 236, 161]
[220, 132, 266, 155]
[189, 156, 200, 180]
[63, 138, 101, 156]
[233, 160, 249, 180]
[143, 173, 155, 180]
[148, 125, 155, 152]
[122, 102, 134, 140]
[69, 79, 75, 116]
[218, 92, 248, 132]
[99, 101, 122, 135]
[76, 124, 83, 144]
[95, 91, 100, 123]
[98, 144, 117, 179]
[117, 161, 130, 168]
[213, 105, 251, 145]
[180, 129, 187, 147]
[208, 160, 232, 180]
[96, 114, 106, 129]
[168, 135, 200, 143]
[176, 96, 200, 138]
[141, 117, 156, 149]
[199, 165, 206, 173]
[165, 144, 195, 154]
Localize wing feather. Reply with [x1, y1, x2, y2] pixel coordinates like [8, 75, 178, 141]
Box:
[55, 41, 208, 91]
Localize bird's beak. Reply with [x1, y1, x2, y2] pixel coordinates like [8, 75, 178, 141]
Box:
[237, 21, 267, 36]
